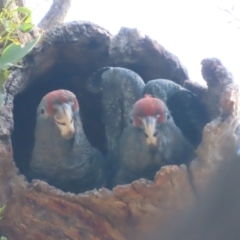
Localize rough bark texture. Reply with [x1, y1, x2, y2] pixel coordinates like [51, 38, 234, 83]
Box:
[38, 0, 72, 30]
[109, 27, 189, 85]
[0, 21, 238, 240]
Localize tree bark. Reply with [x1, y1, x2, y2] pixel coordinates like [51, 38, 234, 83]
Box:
[0, 21, 238, 240]
[17, 0, 25, 7]
[38, 0, 71, 30]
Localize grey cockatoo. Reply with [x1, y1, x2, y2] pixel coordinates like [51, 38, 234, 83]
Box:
[88, 67, 196, 187]
[113, 94, 196, 186]
[30, 89, 107, 193]
[143, 79, 209, 147]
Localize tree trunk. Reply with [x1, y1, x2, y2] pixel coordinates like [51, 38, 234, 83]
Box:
[0, 21, 238, 240]
[38, 0, 72, 30]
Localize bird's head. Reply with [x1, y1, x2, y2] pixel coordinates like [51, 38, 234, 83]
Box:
[37, 89, 79, 140]
[131, 94, 171, 147]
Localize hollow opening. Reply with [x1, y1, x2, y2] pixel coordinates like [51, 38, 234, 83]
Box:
[11, 64, 205, 194]
[11, 63, 108, 184]
[10, 22, 203, 194]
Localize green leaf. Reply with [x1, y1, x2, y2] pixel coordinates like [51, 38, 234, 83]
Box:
[0, 205, 5, 220]
[1, 19, 11, 32]
[2, 69, 9, 82]
[15, 7, 32, 16]
[24, 15, 32, 24]
[0, 236, 7, 240]
[18, 23, 34, 32]
[0, 34, 42, 68]
[11, 38, 21, 45]
[3, 68, 8, 79]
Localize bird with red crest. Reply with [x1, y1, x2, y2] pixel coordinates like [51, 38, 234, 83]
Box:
[88, 67, 196, 187]
[30, 89, 107, 193]
[114, 94, 196, 186]
[143, 79, 209, 148]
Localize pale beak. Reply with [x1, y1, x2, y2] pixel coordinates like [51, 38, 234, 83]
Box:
[55, 103, 75, 140]
[62, 128, 75, 140]
[141, 116, 158, 146]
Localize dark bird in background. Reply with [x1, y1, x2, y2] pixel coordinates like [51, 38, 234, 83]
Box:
[87, 67, 145, 165]
[88, 67, 196, 187]
[143, 79, 209, 147]
[30, 89, 107, 194]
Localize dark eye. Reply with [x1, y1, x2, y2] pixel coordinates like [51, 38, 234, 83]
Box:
[55, 120, 66, 126]
[153, 132, 157, 137]
[144, 132, 148, 138]
[40, 107, 45, 115]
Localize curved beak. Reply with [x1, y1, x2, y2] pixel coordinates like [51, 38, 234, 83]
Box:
[55, 103, 75, 140]
[62, 127, 75, 140]
[141, 116, 158, 146]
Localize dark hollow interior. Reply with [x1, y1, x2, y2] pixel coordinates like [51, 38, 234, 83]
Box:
[11, 65, 204, 188]
[10, 26, 201, 191]
[11, 57, 164, 185]
[11, 63, 110, 181]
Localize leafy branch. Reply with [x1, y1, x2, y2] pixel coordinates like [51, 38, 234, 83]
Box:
[0, 0, 42, 106]
[0, 0, 33, 46]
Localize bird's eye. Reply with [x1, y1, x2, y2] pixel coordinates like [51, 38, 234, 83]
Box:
[144, 132, 148, 138]
[153, 132, 157, 137]
[40, 107, 45, 115]
[55, 120, 66, 126]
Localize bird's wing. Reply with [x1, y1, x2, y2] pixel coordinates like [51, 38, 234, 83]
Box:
[143, 79, 183, 102]
[87, 67, 145, 163]
[167, 90, 209, 147]
[143, 79, 209, 147]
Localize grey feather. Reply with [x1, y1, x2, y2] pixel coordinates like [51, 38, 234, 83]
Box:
[88, 67, 145, 163]
[113, 104, 196, 186]
[143, 79, 209, 147]
[30, 92, 107, 194]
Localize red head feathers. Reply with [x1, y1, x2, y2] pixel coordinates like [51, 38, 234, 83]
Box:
[132, 94, 166, 126]
[44, 89, 79, 114]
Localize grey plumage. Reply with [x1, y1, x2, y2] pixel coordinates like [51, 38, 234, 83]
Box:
[88, 67, 196, 188]
[30, 89, 107, 193]
[143, 79, 209, 147]
[87, 67, 145, 164]
[144, 79, 183, 103]
[113, 96, 196, 186]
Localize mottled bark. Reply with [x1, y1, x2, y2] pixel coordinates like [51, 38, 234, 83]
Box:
[38, 0, 71, 30]
[0, 22, 238, 240]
